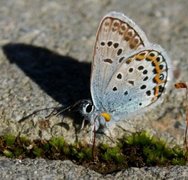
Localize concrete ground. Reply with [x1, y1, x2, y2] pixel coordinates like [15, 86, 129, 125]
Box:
[0, 0, 188, 179]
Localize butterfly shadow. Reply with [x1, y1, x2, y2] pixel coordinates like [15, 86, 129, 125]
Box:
[2, 43, 91, 136]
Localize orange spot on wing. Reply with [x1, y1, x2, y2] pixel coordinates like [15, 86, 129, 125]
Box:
[155, 63, 161, 73]
[125, 58, 133, 64]
[135, 51, 148, 61]
[146, 56, 156, 61]
[154, 86, 159, 97]
[153, 75, 165, 84]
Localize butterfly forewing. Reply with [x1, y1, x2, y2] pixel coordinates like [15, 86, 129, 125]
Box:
[91, 12, 150, 109]
[103, 45, 172, 120]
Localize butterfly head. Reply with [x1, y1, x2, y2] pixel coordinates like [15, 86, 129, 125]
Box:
[79, 99, 112, 131]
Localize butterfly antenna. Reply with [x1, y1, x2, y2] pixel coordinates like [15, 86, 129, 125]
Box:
[45, 104, 73, 118]
[18, 106, 61, 123]
[18, 99, 85, 123]
[53, 100, 88, 116]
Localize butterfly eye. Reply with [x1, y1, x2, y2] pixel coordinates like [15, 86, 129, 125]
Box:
[79, 100, 94, 116]
[83, 102, 94, 114]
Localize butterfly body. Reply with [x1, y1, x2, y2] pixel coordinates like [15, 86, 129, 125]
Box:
[79, 12, 172, 133]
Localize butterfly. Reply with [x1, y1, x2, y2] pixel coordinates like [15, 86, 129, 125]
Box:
[76, 11, 172, 138]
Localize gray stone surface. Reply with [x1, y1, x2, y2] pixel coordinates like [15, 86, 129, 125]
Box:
[0, 157, 187, 179]
[0, 0, 188, 178]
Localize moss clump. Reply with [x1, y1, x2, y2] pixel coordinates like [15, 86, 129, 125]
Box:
[121, 131, 186, 166]
[3, 149, 14, 158]
[3, 134, 16, 147]
[49, 136, 65, 150]
[33, 147, 44, 157]
[99, 143, 125, 164]
[69, 143, 92, 161]
[0, 131, 187, 174]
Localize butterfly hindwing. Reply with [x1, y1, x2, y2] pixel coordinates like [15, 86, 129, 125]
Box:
[102, 45, 172, 120]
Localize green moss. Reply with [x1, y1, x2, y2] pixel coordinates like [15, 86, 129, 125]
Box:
[3, 134, 16, 147]
[49, 136, 65, 150]
[14, 147, 24, 157]
[100, 144, 124, 163]
[68, 143, 93, 161]
[3, 149, 14, 158]
[82, 146, 92, 160]
[121, 131, 186, 166]
[33, 147, 44, 157]
[19, 136, 31, 145]
[0, 131, 187, 174]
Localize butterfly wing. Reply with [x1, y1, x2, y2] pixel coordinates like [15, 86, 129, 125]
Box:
[102, 45, 172, 121]
[91, 12, 150, 110]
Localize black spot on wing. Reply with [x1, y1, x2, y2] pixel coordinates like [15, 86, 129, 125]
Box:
[103, 59, 113, 64]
